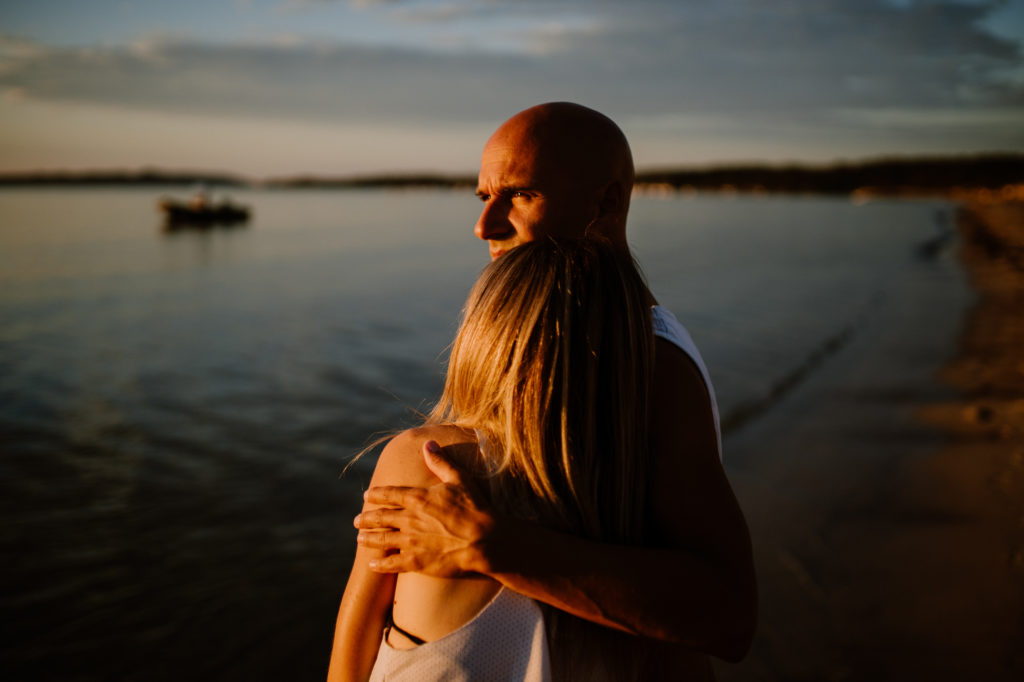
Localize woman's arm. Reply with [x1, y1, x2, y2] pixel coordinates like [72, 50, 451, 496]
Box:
[327, 543, 395, 682]
[327, 437, 408, 682]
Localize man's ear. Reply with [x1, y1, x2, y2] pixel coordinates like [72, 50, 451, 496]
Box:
[585, 181, 628, 242]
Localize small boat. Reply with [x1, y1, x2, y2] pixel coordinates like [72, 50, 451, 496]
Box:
[158, 194, 251, 228]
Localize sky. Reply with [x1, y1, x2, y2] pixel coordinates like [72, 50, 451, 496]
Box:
[1, 0, 1022, 177]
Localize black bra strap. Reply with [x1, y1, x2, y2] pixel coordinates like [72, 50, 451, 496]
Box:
[385, 611, 427, 646]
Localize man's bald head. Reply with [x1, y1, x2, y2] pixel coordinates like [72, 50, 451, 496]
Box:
[496, 102, 636, 213]
[474, 102, 635, 259]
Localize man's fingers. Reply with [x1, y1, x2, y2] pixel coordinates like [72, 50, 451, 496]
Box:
[353, 507, 405, 530]
[422, 440, 464, 484]
[367, 554, 408, 573]
[356, 529, 402, 550]
[363, 485, 418, 508]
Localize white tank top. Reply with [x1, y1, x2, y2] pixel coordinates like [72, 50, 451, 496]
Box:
[650, 305, 722, 458]
[367, 587, 551, 682]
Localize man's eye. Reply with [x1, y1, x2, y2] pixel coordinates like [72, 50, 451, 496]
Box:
[511, 191, 528, 199]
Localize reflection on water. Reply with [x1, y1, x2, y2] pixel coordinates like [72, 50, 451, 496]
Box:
[0, 187, 959, 680]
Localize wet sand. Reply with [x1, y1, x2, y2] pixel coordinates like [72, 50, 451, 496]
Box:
[715, 201, 1024, 681]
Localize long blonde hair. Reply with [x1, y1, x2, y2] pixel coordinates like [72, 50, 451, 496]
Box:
[428, 238, 654, 679]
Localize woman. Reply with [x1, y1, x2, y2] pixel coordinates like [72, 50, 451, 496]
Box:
[328, 238, 654, 681]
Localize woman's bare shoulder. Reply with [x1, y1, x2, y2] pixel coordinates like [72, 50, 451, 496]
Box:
[371, 424, 477, 490]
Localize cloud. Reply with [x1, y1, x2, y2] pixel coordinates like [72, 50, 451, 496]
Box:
[546, 0, 1024, 111]
[0, 35, 47, 76]
[0, 36, 544, 124]
[388, 2, 486, 24]
[278, 0, 402, 10]
[0, 0, 1020, 154]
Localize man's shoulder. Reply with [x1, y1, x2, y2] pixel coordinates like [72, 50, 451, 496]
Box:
[651, 305, 697, 351]
[649, 307, 723, 458]
[652, 337, 712, 404]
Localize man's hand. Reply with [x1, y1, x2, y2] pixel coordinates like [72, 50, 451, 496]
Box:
[354, 440, 497, 577]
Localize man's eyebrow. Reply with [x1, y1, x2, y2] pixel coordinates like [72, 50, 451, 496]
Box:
[476, 185, 533, 199]
[490, 186, 531, 196]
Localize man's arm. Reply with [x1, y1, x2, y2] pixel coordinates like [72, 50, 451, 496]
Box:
[357, 338, 757, 660]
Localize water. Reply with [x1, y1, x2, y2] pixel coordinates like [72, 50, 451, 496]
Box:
[0, 187, 957, 680]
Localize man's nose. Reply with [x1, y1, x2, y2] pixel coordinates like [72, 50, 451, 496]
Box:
[474, 200, 511, 241]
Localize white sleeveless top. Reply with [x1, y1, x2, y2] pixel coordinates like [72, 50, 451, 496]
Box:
[651, 305, 722, 458]
[367, 587, 551, 682]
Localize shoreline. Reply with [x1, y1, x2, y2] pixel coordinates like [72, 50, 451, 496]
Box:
[716, 201, 1024, 680]
[2, 154, 1020, 197]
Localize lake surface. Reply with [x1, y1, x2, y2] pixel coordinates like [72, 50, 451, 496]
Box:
[0, 187, 960, 680]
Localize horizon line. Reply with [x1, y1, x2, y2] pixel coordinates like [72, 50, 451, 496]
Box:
[1, 150, 1022, 184]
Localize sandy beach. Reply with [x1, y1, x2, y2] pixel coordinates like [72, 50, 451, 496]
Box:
[715, 200, 1024, 681]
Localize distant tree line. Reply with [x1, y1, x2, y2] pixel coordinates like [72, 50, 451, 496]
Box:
[263, 173, 475, 189]
[2, 154, 1021, 195]
[634, 154, 1024, 195]
[0, 169, 247, 187]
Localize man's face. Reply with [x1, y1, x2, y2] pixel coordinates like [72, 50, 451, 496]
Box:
[474, 126, 593, 260]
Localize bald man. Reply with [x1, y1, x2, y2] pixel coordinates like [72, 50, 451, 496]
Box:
[335, 103, 756, 677]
